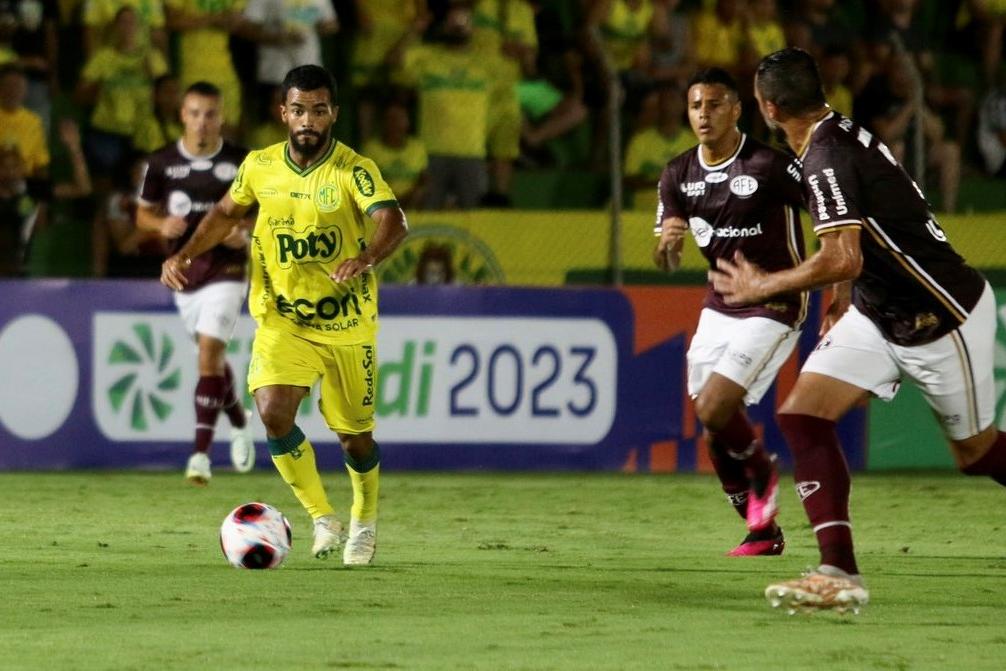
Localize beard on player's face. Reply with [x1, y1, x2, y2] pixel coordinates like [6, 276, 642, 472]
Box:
[289, 125, 331, 157]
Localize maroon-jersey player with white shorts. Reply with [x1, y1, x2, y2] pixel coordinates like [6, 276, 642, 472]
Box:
[654, 67, 807, 558]
[713, 47, 1005, 613]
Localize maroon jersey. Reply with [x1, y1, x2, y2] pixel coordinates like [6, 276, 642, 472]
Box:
[139, 139, 249, 291]
[801, 112, 985, 345]
[657, 133, 807, 327]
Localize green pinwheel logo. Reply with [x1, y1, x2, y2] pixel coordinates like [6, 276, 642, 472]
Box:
[106, 323, 182, 430]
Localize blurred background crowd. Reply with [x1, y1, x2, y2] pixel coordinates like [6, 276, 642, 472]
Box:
[2, 0, 1005, 279]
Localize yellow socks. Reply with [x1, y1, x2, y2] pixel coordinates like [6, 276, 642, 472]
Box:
[267, 426, 334, 520]
[345, 442, 380, 523]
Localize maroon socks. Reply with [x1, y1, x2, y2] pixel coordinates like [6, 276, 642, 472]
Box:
[777, 413, 859, 575]
[962, 431, 1006, 487]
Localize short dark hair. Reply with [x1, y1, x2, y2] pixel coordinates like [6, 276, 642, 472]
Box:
[282, 65, 338, 105]
[756, 47, 827, 116]
[184, 81, 220, 98]
[686, 68, 740, 97]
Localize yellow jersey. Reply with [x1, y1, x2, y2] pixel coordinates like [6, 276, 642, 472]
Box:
[624, 126, 696, 210]
[472, 0, 538, 87]
[600, 0, 653, 71]
[351, 0, 418, 86]
[166, 0, 243, 78]
[362, 137, 428, 197]
[82, 46, 168, 135]
[0, 107, 50, 175]
[399, 44, 491, 158]
[692, 9, 743, 68]
[230, 140, 399, 345]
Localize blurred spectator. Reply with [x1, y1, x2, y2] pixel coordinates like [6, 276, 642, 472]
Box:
[977, 70, 1006, 176]
[132, 73, 181, 153]
[820, 45, 853, 118]
[166, 0, 245, 129]
[584, 0, 667, 167]
[0, 63, 48, 176]
[363, 100, 428, 209]
[389, 2, 491, 209]
[691, 0, 745, 73]
[0, 118, 90, 276]
[414, 243, 456, 285]
[82, 0, 167, 56]
[961, 0, 1006, 87]
[472, 0, 538, 206]
[623, 84, 694, 210]
[93, 155, 167, 276]
[866, 0, 974, 146]
[858, 55, 960, 213]
[649, 0, 693, 87]
[746, 0, 785, 60]
[243, 0, 338, 102]
[0, 0, 59, 130]
[77, 6, 167, 181]
[247, 84, 287, 149]
[352, 0, 427, 141]
[783, 0, 866, 91]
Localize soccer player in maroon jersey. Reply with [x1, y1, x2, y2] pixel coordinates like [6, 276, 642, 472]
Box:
[654, 67, 807, 557]
[137, 81, 255, 485]
[713, 47, 1006, 612]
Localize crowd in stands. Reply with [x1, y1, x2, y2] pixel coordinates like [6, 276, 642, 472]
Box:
[1, 0, 1004, 277]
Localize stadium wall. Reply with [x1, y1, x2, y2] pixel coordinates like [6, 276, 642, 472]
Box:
[0, 281, 869, 472]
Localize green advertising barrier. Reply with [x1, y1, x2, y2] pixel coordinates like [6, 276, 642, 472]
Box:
[390, 211, 1006, 286]
[867, 287, 1006, 470]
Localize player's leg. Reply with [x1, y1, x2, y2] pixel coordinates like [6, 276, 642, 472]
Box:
[190, 282, 253, 477]
[766, 307, 895, 612]
[249, 328, 341, 557]
[689, 311, 797, 553]
[901, 284, 1006, 485]
[317, 341, 379, 565]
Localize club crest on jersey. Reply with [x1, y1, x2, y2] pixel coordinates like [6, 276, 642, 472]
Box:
[353, 167, 375, 197]
[704, 171, 728, 184]
[729, 175, 758, 197]
[213, 162, 238, 182]
[316, 183, 341, 212]
[681, 181, 705, 198]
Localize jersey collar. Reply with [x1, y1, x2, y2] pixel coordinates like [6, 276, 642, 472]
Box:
[798, 111, 834, 160]
[697, 132, 746, 171]
[177, 138, 223, 161]
[284, 139, 337, 178]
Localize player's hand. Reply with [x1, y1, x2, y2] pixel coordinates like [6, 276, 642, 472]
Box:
[57, 119, 82, 150]
[709, 251, 767, 306]
[330, 255, 374, 283]
[657, 218, 687, 254]
[160, 216, 188, 239]
[161, 254, 191, 291]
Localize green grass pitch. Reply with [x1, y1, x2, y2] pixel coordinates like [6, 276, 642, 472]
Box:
[2, 471, 1005, 670]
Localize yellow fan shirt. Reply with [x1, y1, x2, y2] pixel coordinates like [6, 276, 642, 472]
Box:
[399, 44, 490, 158]
[230, 140, 399, 345]
[362, 137, 428, 197]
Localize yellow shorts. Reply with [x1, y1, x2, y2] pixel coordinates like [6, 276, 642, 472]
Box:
[248, 326, 376, 434]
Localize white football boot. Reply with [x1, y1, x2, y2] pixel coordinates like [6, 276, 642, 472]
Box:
[343, 519, 377, 566]
[185, 452, 211, 485]
[229, 410, 255, 473]
[312, 515, 344, 559]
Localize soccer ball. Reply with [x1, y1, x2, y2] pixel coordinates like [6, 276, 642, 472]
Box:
[219, 502, 292, 569]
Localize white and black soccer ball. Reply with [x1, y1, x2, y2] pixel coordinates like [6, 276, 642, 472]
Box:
[219, 502, 292, 569]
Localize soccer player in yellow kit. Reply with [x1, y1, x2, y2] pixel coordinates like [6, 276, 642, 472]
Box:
[161, 65, 408, 565]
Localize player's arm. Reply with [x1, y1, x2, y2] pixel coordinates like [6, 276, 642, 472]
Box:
[821, 280, 853, 336]
[50, 120, 92, 199]
[330, 206, 408, 283]
[653, 216, 686, 272]
[710, 227, 863, 306]
[161, 193, 252, 290]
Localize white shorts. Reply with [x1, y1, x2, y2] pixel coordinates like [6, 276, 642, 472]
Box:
[687, 309, 801, 406]
[173, 281, 247, 342]
[802, 283, 996, 440]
